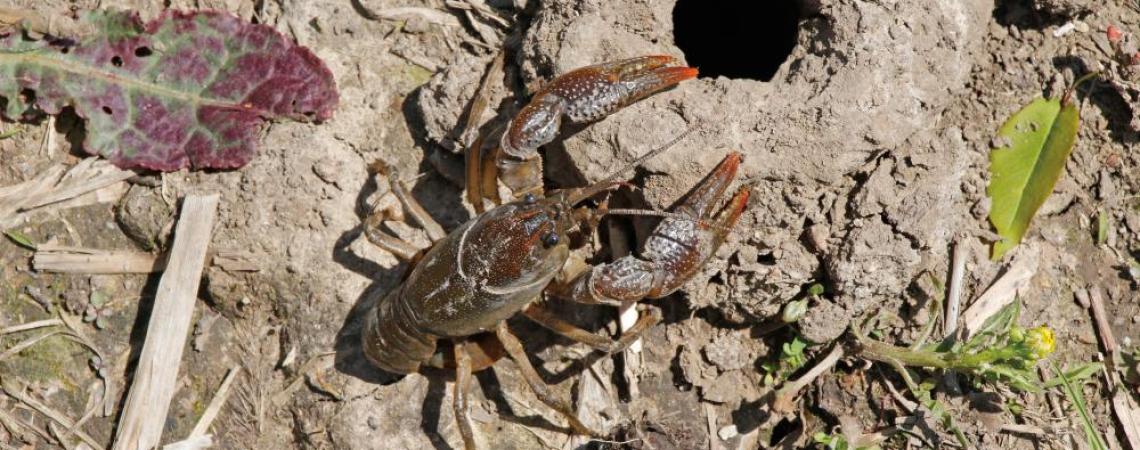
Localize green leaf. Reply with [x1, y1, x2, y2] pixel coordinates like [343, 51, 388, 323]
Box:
[89, 291, 108, 308]
[1052, 361, 1109, 450]
[808, 283, 825, 296]
[964, 298, 1021, 352]
[3, 229, 36, 250]
[988, 97, 1079, 260]
[0, 126, 20, 139]
[1041, 362, 1103, 389]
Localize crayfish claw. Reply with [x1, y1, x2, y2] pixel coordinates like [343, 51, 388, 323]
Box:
[554, 55, 698, 123]
[501, 55, 697, 160]
[551, 152, 750, 305]
[676, 152, 751, 248]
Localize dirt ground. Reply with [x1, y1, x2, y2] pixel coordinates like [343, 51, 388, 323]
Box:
[1, 0, 1139, 449]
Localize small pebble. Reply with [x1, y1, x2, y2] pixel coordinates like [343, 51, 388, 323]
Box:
[1053, 22, 1076, 38]
[718, 424, 739, 441]
[1074, 288, 1090, 308]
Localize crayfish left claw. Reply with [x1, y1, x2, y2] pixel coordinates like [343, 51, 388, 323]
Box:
[551, 152, 750, 306]
[675, 151, 748, 247]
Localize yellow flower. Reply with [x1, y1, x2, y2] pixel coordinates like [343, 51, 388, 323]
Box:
[1023, 326, 1056, 360]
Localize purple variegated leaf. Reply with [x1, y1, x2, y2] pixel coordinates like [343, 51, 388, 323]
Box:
[0, 9, 338, 171]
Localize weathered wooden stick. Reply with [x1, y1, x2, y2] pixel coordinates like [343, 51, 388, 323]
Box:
[33, 247, 166, 274]
[112, 194, 219, 450]
[959, 245, 1039, 339]
[32, 247, 260, 274]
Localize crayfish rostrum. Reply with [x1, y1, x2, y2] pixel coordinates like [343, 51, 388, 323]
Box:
[360, 55, 750, 449]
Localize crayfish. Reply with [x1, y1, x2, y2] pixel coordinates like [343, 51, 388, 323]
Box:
[360, 55, 750, 449]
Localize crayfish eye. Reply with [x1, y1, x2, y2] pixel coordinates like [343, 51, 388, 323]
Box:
[540, 232, 560, 247]
[523, 193, 537, 204]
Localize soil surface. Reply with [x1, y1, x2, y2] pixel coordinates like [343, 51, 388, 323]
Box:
[1, 0, 1139, 449]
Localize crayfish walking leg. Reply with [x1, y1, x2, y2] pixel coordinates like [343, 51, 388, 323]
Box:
[495, 321, 601, 437]
[453, 345, 477, 450]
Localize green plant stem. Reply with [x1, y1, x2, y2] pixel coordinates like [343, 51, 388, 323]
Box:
[858, 334, 1021, 371]
[860, 337, 952, 368]
[1062, 71, 1101, 105]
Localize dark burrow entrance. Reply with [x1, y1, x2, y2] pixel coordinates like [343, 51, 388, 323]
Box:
[673, 0, 801, 81]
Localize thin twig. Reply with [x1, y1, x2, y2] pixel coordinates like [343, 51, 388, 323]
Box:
[33, 247, 166, 273]
[772, 344, 844, 413]
[0, 319, 62, 335]
[945, 240, 966, 338]
[47, 421, 74, 450]
[0, 330, 62, 362]
[189, 365, 241, 438]
[271, 351, 336, 406]
[943, 240, 967, 392]
[1, 383, 105, 450]
[704, 403, 718, 450]
[0, 407, 30, 444]
[1086, 287, 1117, 363]
[959, 245, 1040, 339]
[1087, 287, 1140, 449]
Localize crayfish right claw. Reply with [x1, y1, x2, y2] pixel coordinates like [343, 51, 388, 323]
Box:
[501, 55, 697, 159]
[574, 55, 700, 118]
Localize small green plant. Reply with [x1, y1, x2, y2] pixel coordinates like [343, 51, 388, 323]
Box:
[82, 290, 113, 329]
[782, 282, 824, 324]
[851, 300, 1055, 448]
[854, 300, 1054, 392]
[782, 299, 809, 323]
[813, 430, 882, 450]
[761, 334, 810, 386]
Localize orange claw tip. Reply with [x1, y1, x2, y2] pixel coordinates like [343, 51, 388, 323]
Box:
[653, 66, 701, 84]
[720, 151, 743, 171]
[725, 186, 751, 221]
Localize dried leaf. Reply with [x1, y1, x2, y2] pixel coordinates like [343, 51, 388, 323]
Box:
[987, 97, 1079, 260]
[1096, 208, 1108, 245]
[0, 10, 338, 171]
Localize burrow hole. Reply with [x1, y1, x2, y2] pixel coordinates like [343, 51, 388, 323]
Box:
[673, 0, 801, 81]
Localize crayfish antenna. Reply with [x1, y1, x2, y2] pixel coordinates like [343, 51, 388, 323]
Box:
[567, 121, 704, 205]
